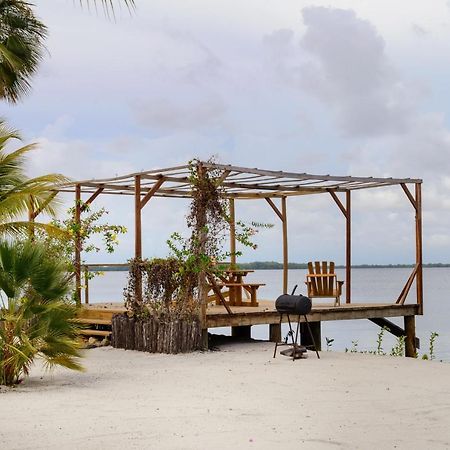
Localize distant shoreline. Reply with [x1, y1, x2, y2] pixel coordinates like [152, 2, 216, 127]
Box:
[88, 262, 450, 271]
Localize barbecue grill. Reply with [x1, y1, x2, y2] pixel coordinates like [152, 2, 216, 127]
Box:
[273, 286, 320, 360]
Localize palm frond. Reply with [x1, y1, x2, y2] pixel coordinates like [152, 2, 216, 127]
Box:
[0, 241, 84, 385]
[0, 221, 69, 239]
[0, 0, 47, 103]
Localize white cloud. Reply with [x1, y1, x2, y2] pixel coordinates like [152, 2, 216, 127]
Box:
[5, 0, 450, 263]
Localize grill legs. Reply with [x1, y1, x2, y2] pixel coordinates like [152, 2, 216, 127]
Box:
[273, 313, 320, 360]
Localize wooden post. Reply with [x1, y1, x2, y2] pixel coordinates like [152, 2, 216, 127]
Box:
[282, 196, 288, 295]
[84, 265, 89, 305]
[301, 321, 321, 351]
[269, 323, 282, 342]
[74, 184, 82, 306]
[404, 315, 416, 357]
[229, 198, 236, 269]
[346, 190, 351, 304]
[415, 183, 423, 314]
[231, 326, 251, 339]
[134, 175, 142, 304]
[196, 164, 209, 350]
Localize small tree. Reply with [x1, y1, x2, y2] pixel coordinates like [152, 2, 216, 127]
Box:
[36, 201, 127, 276]
[0, 240, 83, 386]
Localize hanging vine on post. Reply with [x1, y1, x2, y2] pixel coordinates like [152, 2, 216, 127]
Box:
[124, 158, 272, 320]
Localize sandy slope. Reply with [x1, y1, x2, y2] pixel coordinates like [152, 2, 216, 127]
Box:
[1, 342, 450, 450]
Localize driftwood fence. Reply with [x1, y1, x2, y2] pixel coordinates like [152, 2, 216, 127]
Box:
[111, 314, 202, 354]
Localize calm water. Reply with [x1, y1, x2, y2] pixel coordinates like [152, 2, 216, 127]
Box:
[87, 268, 450, 361]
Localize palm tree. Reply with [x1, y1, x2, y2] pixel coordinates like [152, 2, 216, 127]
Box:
[0, 240, 83, 386]
[0, 120, 68, 236]
[0, 0, 47, 103]
[0, 0, 135, 103]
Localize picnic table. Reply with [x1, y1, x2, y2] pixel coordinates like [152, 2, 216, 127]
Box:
[209, 269, 265, 307]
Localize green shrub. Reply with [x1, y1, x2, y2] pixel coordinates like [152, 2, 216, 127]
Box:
[0, 240, 83, 386]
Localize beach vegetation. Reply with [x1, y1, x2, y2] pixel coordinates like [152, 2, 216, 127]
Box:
[0, 0, 47, 103]
[344, 330, 440, 360]
[124, 159, 267, 320]
[390, 335, 405, 357]
[421, 331, 439, 360]
[35, 201, 126, 285]
[375, 326, 387, 356]
[119, 160, 270, 352]
[347, 340, 359, 353]
[0, 121, 67, 236]
[0, 240, 83, 386]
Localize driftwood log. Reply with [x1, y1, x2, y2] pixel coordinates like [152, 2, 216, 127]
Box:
[111, 314, 202, 354]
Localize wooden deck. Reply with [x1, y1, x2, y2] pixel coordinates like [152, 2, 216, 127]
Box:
[78, 300, 419, 328]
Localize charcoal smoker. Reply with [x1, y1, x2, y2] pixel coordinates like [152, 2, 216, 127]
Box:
[273, 286, 320, 360]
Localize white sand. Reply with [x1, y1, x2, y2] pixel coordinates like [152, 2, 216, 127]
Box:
[1, 342, 450, 449]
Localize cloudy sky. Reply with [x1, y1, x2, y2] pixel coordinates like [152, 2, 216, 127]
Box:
[3, 0, 450, 264]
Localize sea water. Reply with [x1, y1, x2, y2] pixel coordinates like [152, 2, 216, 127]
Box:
[87, 268, 450, 361]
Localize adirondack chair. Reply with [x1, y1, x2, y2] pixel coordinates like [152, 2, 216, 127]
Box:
[305, 261, 344, 306]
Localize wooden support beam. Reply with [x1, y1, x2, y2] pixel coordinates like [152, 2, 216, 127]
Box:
[229, 198, 237, 269]
[84, 265, 90, 305]
[415, 183, 423, 314]
[328, 189, 351, 303]
[400, 183, 417, 211]
[301, 321, 321, 351]
[369, 317, 420, 349]
[30, 192, 58, 219]
[404, 315, 417, 357]
[83, 187, 104, 210]
[327, 189, 347, 218]
[196, 163, 209, 350]
[134, 176, 142, 259]
[206, 304, 419, 328]
[281, 196, 288, 295]
[140, 177, 165, 209]
[265, 196, 288, 295]
[134, 175, 142, 305]
[269, 323, 282, 343]
[396, 264, 418, 305]
[74, 184, 82, 306]
[206, 274, 234, 315]
[218, 169, 231, 185]
[346, 190, 351, 304]
[265, 197, 283, 221]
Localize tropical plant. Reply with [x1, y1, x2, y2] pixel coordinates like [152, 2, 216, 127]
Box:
[0, 0, 47, 103]
[0, 0, 135, 103]
[0, 120, 67, 236]
[78, 0, 135, 16]
[35, 201, 127, 275]
[0, 240, 83, 386]
[125, 160, 271, 319]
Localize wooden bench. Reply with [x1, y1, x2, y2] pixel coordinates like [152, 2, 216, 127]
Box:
[208, 282, 265, 307]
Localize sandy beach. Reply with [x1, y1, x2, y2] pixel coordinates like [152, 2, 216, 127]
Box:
[1, 342, 450, 449]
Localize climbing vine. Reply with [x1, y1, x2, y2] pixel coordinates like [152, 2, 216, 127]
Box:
[124, 257, 197, 319]
[124, 158, 271, 319]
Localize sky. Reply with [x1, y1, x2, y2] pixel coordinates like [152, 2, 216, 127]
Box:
[3, 0, 450, 265]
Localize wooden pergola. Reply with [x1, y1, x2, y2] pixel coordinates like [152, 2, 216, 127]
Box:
[56, 162, 423, 354]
